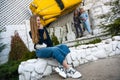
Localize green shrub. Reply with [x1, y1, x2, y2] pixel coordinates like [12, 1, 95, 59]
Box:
[21, 51, 36, 61]
[102, 18, 120, 36]
[0, 51, 36, 80]
[51, 32, 59, 46]
[74, 41, 82, 47]
[74, 38, 102, 47]
[0, 60, 20, 80]
[86, 38, 102, 44]
[9, 31, 31, 61]
[0, 31, 36, 80]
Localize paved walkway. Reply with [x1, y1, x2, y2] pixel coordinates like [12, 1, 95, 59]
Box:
[41, 55, 120, 80]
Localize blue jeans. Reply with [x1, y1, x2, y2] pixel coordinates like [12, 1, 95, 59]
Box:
[83, 19, 91, 33]
[74, 24, 83, 37]
[36, 44, 70, 65]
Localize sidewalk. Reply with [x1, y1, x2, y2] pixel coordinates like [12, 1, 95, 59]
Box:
[41, 55, 120, 80]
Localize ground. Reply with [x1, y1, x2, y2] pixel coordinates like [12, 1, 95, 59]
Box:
[41, 55, 120, 80]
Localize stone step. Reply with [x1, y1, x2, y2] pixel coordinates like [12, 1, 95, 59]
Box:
[63, 33, 111, 47]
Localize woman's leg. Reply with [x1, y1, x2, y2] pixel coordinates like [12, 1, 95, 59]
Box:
[78, 24, 83, 36]
[52, 46, 70, 78]
[62, 60, 70, 69]
[52, 46, 82, 78]
[35, 47, 53, 58]
[56, 44, 70, 57]
[74, 24, 79, 38]
[36, 45, 70, 65]
[84, 20, 91, 33]
[51, 47, 67, 65]
[59, 56, 82, 79]
[53, 45, 70, 68]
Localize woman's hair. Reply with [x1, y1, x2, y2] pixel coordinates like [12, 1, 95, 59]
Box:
[79, 8, 85, 13]
[74, 10, 78, 16]
[30, 15, 47, 44]
[30, 15, 40, 44]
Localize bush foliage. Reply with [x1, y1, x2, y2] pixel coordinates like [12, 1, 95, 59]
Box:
[86, 38, 102, 44]
[9, 31, 30, 61]
[0, 31, 36, 80]
[51, 32, 59, 46]
[102, 18, 120, 36]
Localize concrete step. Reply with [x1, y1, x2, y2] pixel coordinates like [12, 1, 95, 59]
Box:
[63, 33, 111, 47]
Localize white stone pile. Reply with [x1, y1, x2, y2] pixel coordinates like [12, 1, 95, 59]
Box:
[18, 36, 120, 80]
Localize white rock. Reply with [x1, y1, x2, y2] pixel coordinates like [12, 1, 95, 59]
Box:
[23, 72, 31, 80]
[47, 59, 58, 66]
[66, 53, 73, 64]
[117, 42, 120, 49]
[108, 50, 116, 56]
[95, 43, 104, 48]
[112, 36, 120, 41]
[36, 75, 43, 80]
[18, 64, 25, 74]
[76, 49, 85, 60]
[70, 51, 78, 61]
[81, 53, 87, 59]
[78, 45, 88, 49]
[79, 58, 88, 64]
[85, 55, 98, 61]
[22, 63, 35, 72]
[26, 59, 37, 63]
[76, 49, 86, 54]
[102, 39, 112, 44]
[18, 59, 38, 73]
[31, 71, 37, 79]
[79, 59, 85, 65]
[87, 44, 96, 48]
[90, 47, 98, 52]
[75, 46, 81, 49]
[92, 56, 98, 61]
[85, 55, 93, 61]
[31, 71, 42, 80]
[115, 48, 120, 55]
[111, 41, 118, 51]
[103, 44, 113, 55]
[85, 48, 92, 56]
[83, 59, 89, 63]
[106, 38, 112, 42]
[72, 60, 80, 67]
[20, 61, 26, 65]
[43, 65, 52, 76]
[19, 74, 25, 80]
[34, 60, 47, 74]
[69, 47, 76, 50]
[92, 49, 107, 59]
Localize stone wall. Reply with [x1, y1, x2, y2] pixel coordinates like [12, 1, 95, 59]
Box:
[18, 36, 120, 80]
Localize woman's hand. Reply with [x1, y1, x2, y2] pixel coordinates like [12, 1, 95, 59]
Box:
[81, 18, 86, 21]
[35, 43, 47, 49]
